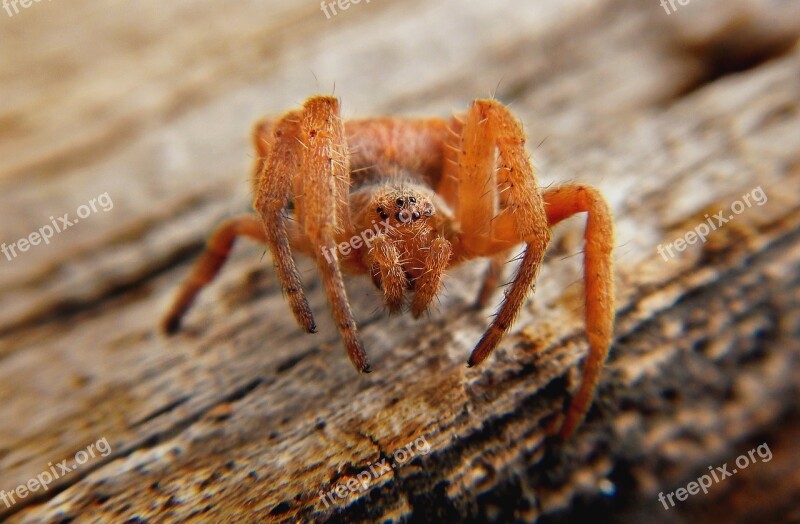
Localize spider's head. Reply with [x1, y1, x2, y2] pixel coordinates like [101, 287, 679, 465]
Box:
[360, 179, 456, 240]
[351, 180, 453, 262]
[373, 188, 436, 230]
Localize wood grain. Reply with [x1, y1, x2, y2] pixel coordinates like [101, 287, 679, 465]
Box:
[1, 0, 799, 522]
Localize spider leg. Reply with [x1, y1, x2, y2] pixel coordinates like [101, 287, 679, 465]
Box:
[411, 237, 452, 318]
[252, 118, 275, 165]
[367, 233, 408, 312]
[299, 96, 370, 372]
[468, 246, 547, 367]
[447, 100, 551, 368]
[253, 110, 317, 333]
[475, 252, 509, 308]
[162, 215, 267, 334]
[542, 184, 615, 439]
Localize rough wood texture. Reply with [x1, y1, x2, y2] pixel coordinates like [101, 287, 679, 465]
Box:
[1, 1, 799, 522]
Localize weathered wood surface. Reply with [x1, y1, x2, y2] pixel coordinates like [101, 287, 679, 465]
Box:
[1, 0, 799, 522]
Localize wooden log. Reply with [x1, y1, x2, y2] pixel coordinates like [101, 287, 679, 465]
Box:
[0, 0, 798, 522]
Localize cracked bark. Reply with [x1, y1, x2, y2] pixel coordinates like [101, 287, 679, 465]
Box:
[1, 0, 799, 523]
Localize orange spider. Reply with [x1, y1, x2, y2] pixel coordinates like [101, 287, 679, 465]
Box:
[162, 96, 614, 438]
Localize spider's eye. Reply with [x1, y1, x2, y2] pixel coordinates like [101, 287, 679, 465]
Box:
[409, 197, 416, 203]
[377, 207, 389, 220]
[396, 198, 405, 206]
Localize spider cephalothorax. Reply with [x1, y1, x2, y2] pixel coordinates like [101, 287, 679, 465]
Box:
[162, 96, 615, 438]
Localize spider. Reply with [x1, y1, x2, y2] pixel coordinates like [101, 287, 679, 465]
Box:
[162, 95, 614, 438]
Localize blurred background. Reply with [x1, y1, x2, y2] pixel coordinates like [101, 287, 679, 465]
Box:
[1, 1, 799, 522]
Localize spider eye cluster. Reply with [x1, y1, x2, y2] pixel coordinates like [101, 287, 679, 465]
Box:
[376, 195, 435, 223]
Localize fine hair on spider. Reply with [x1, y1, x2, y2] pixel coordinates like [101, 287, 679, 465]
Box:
[162, 95, 615, 439]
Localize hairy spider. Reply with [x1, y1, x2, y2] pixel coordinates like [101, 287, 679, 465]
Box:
[162, 96, 614, 438]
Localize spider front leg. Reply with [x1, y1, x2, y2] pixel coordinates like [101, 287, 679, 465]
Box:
[446, 99, 551, 368]
[296, 96, 370, 372]
[163, 112, 317, 335]
[543, 184, 614, 439]
[253, 110, 317, 333]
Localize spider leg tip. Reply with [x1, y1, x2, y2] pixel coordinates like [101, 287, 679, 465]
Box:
[162, 316, 182, 336]
[558, 425, 575, 441]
